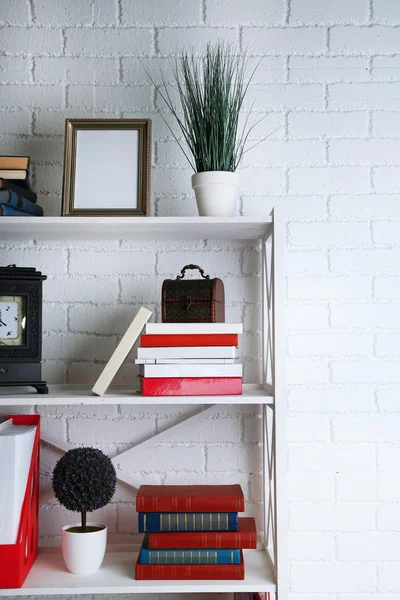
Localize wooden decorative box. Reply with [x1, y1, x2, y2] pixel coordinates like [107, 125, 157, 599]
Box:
[162, 264, 225, 323]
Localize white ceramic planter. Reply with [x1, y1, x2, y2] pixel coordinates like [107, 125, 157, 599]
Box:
[191, 171, 239, 217]
[62, 522, 107, 575]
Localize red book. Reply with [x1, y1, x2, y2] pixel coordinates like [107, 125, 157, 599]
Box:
[137, 484, 244, 513]
[234, 594, 269, 600]
[140, 333, 239, 347]
[135, 550, 244, 580]
[140, 377, 242, 396]
[147, 517, 256, 549]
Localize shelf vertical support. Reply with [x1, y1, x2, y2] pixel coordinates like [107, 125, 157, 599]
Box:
[271, 205, 287, 600]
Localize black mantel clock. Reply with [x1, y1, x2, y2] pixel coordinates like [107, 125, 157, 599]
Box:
[0, 265, 48, 394]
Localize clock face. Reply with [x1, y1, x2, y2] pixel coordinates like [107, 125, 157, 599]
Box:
[0, 296, 26, 346]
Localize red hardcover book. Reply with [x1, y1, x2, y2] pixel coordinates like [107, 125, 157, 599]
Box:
[135, 550, 244, 580]
[234, 594, 269, 600]
[147, 517, 256, 549]
[140, 333, 239, 347]
[140, 377, 242, 396]
[137, 484, 244, 513]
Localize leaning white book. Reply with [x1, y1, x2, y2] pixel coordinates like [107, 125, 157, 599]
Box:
[92, 306, 152, 396]
[145, 323, 243, 335]
[0, 420, 36, 544]
[138, 363, 242, 378]
[137, 346, 237, 360]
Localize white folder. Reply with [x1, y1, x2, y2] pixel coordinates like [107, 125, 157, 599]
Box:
[0, 420, 36, 544]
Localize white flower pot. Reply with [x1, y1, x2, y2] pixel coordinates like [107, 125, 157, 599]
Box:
[191, 171, 239, 217]
[62, 522, 107, 575]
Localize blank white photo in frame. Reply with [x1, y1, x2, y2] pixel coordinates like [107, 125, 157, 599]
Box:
[73, 129, 139, 210]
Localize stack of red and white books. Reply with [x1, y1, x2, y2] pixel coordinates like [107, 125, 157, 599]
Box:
[136, 322, 243, 396]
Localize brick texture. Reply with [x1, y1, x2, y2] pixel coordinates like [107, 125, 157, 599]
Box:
[1, 0, 399, 598]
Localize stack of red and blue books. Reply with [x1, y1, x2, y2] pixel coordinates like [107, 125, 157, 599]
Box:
[136, 322, 243, 396]
[0, 156, 43, 217]
[135, 484, 256, 580]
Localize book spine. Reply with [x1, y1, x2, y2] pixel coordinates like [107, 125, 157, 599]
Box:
[138, 512, 239, 533]
[147, 530, 256, 550]
[140, 547, 241, 565]
[137, 346, 236, 359]
[136, 358, 235, 364]
[3, 190, 43, 216]
[135, 553, 244, 580]
[0, 156, 29, 170]
[8, 174, 32, 192]
[138, 364, 242, 378]
[0, 179, 37, 202]
[137, 491, 245, 513]
[140, 377, 242, 396]
[140, 334, 239, 347]
[145, 323, 243, 335]
[0, 205, 34, 217]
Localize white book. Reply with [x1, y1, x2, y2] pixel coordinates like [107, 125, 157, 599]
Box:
[145, 322, 243, 335]
[92, 306, 152, 396]
[138, 363, 242, 378]
[137, 346, 237, 360]
[0, 421, 36, 544]
[136, 358, 235, 365]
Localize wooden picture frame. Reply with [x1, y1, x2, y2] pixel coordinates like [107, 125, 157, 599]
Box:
[62, 119, 151, 217]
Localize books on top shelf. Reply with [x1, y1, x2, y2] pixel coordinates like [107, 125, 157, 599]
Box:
[135, 484, 250, 581]
[0, 170, 28, 180]
[0, 418, 37, 544]
[137, 322, 242, 396]
[0, 190, 43, 216]
[0, 156, 29, 170]
[0, 156, 43, 217]
[0, 178, 37, 203]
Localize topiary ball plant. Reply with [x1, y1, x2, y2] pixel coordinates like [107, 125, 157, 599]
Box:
[52, 447, 117, 533]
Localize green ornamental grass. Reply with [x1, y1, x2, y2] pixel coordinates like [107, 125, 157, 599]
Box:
[144, 43, 266, 173]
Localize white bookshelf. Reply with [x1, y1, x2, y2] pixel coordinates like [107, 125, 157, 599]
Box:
[0, 216, 272, 241]
[0, 383, 274, 406]
[0, 547, 275, 596]
[0, 214, 286, 599]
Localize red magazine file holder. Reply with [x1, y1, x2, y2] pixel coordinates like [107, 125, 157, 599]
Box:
[0, 415, 40, 589]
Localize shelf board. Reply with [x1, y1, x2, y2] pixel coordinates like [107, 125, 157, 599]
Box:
[0, 216, 272, 241]
[0, 384, 273, 406]
[0, 546, 276, 596]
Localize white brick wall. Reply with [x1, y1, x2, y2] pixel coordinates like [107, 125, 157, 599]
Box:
[1, 0, 399, 598]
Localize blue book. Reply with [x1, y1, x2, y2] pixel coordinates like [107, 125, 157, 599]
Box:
[139, 535, 240, 564]
[0, 189, 43, 216]
[0, 205, 35, 217]
[138, 512, 239, 533]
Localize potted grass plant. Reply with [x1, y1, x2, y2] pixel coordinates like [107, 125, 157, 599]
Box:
[145, 43, 261, 217]
[52, 447, 117, 575]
